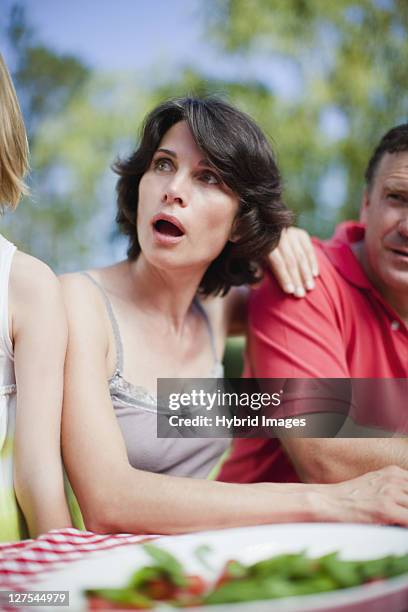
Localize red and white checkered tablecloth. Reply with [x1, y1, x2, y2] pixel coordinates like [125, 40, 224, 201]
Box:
[0, 528, 153, 592]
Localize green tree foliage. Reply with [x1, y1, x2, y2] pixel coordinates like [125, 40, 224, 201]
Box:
[162, 0, 407, 235]
[3, 1, 406, 269]
[206, 0, 408, 231]
[3, 5, 152, 270]
[7, 5, 90, 136]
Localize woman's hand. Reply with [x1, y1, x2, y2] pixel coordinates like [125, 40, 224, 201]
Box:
[267, 227, 319, 298]
[322, 465, 408, 525]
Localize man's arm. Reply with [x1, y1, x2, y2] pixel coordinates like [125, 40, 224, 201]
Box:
[282, 435, 408, 484]
[249, 257, 408, 483]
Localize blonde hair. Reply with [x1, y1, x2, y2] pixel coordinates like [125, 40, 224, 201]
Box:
[0, 54, 29, 211]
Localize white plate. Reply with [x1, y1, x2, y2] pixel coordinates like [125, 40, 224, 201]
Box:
[35, 523, 408, 611]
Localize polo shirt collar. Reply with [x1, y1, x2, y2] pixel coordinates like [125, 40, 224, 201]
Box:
[321, 221, 407, 330]
[321, 221, 372, 289]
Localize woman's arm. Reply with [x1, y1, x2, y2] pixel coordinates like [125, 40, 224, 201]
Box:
[60, 274, 314, 533]
[267, 227, 318, 297]
[60, 274, 408, 533]
[10, 252, 72, 537]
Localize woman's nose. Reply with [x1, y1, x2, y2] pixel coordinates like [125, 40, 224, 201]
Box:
[163, 190, 184, 206]
[162, 173, 189, 207]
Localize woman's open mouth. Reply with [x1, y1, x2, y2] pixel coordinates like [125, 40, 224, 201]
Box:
[151, 214, 186, 244]
[154, 219, 184, 237]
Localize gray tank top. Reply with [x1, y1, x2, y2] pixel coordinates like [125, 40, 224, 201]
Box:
[81, 272, 229, 479]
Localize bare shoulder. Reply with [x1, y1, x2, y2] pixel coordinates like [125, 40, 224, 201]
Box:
[9, 252, 67, 340]
[10, 251, 61, 299]
[59, 270, 111, 352]
[59, 265, 122, 308]
[10, 251, 59, 292]
[59, 271, 96, 303]
[59, 271, 106, 322]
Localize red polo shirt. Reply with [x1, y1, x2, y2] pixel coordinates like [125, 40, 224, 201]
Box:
[218, 222, 408, 484]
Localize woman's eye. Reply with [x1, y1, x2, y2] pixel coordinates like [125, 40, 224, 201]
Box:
[154, 158, 173, 172]
[200, 171, 220, 185]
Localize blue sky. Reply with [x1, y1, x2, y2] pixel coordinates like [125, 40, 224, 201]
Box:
[2, 0, 302, 98]
[0, 0, 305, 267]
[20, 0, 206, 71]
[0, 1, 362, 264]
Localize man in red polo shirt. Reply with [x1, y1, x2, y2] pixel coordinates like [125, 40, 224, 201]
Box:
[218, 123, 408, 485]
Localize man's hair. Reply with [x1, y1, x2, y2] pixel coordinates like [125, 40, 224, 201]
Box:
[0, 54, 29, 211]
[114, 96, 292, 296]
[365, 123, 408, 189]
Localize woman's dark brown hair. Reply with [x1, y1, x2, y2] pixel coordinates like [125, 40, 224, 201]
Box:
[114, 96, 292, 296]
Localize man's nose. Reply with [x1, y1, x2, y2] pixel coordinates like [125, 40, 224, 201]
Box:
[397, 213, 408, 238]
[162, 173, 189, 207]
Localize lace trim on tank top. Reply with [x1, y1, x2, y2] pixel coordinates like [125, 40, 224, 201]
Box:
[80, 272, 224, 412]
[0, 384, 16, 397]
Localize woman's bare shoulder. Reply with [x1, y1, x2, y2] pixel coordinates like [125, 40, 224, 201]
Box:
[61, 261, 127, 293]
[9, 252, 66, 342]
[11, 251, 59, 294]
[59, 273, 106, 332]
[9, 252, 64, 324]
[58, 266, 123, 352]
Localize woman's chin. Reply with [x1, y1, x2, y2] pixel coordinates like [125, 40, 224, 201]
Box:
[142, 250, 201, 275]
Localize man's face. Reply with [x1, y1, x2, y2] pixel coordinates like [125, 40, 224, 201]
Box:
[361, 151, 408, 301]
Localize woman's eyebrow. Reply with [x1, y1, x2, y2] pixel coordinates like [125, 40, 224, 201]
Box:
[156, 147, 177, 158]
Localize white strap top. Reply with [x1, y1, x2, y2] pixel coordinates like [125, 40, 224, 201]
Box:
[0, 235, 24, 540]
[0, 232, 16, 476]
[0, 234, 16, 386]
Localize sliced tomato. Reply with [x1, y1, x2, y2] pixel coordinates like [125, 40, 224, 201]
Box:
[143, 578, 177, 600]
[184, 575, 207, 596]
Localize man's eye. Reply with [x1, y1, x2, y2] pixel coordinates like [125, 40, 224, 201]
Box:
[387, 192, 407, 202]
[154, 158, 173, 172]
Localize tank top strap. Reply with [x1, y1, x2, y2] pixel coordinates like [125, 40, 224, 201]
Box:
[0, 234, 17, 360]
[193, 297, 219, 364]
[80, 272, 124, 374]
